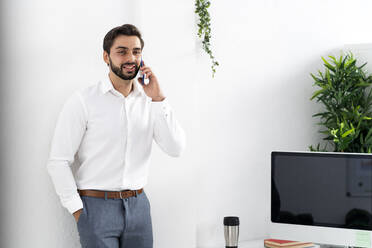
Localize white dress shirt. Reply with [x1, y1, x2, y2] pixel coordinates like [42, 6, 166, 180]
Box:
[47, 75, 186, 214]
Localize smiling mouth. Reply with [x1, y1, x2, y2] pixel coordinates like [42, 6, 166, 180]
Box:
[122, 64, 136, 72]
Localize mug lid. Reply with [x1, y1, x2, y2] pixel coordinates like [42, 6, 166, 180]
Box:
[224, 216, 239, 226]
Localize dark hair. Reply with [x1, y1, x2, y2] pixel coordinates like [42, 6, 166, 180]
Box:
[103, 24, 144, 54]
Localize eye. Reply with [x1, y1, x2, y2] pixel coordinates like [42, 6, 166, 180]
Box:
[118, 51, 126, 55]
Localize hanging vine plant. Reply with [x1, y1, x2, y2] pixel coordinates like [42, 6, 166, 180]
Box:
[195, 0, 219, 77]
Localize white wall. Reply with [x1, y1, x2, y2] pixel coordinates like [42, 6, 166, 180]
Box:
[195, 0, 372, 247]
[1, 0, 372, 248]
[0, 0, 195, 247]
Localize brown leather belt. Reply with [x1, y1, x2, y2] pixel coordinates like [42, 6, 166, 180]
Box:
[78, 189, 143, 199]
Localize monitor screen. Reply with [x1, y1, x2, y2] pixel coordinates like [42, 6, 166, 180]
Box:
[272, 151, 372, 231]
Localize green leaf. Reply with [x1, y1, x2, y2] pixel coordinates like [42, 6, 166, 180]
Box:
[345, 59, 356, 69]
[325, 69, 332, 86]
[310, 73, 321, 82]
[322, 57, 335, 71]
[325, 64, 336, 72]
[365, 128, 372, 140]
[341, 128, 355, 138]
[359, 62, 368, 70]
[312, 112, 329, 117]
[339, 55, 344, 67]
[365, 136, 372, 145]
[355, 82, 372, 87]
[310, 88, 327, 100]
[329, 55, 336, 62]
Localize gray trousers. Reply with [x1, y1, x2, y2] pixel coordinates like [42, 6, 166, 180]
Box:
[77, 190, 153, 248]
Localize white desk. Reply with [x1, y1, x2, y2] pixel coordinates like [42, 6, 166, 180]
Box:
[197, 239, 264, 248]
[237, 240, 322, 248]
[199, 239, 322, 248]
[238, 239, 265, 248]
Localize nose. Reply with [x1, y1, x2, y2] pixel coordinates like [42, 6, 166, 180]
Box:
[126, 52, 137, 63]
[129, 52, 136, 60]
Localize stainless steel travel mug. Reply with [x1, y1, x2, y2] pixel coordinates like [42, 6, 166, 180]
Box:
[224, 216, 239, 248]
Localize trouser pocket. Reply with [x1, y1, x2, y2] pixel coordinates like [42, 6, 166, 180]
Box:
[77, 196, 88, 226]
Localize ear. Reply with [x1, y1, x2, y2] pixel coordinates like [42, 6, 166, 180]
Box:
[103, 51, 109, 66]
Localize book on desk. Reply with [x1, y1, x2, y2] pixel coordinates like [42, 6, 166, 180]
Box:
[264, 239, 315, 248]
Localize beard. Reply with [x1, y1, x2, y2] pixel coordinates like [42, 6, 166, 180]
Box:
[109, 57, 140, 80]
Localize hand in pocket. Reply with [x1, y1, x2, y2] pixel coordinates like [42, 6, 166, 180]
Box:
[73, 209, 83, 223]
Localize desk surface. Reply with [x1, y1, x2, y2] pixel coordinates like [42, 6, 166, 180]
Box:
[238, 239, 264, 248]
[200, 239, 322, 248]
[197, 239, 264, 248]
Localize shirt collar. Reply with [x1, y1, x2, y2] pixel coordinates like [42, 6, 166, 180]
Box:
[100, 74, 144, 98]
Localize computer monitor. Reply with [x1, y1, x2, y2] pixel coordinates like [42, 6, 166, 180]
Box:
[270, 151, 372, 247]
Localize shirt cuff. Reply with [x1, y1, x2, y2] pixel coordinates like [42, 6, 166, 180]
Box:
[63, 193, 83, 214]
[151, 98, 171, 118]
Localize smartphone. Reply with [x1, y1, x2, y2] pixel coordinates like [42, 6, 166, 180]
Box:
[140, 58, 145, 85]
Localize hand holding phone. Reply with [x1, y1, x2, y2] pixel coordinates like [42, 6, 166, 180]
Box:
[137, 59, 166, 101]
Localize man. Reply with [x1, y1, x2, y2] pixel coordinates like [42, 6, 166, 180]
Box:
[47, 24, 186, 248]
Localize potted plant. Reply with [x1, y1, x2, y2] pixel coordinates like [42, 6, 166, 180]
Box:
[195, 0, 219, 77]
[309, 53, 372, 153]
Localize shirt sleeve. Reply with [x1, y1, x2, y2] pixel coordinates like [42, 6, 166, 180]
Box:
[46, 92, 87, 214]
[152, 98, 186, 157]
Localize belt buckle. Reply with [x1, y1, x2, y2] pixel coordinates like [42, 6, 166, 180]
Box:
[119, 191, 123, 199]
